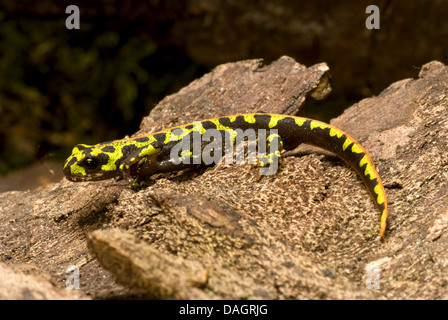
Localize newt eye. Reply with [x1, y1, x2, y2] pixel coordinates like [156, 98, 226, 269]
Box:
[82, 157, 100, 170]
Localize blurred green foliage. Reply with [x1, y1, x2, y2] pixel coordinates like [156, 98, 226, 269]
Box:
[0, 10, 205, 175]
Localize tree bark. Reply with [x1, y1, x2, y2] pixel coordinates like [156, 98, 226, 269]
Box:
[1, 58, 448, 299]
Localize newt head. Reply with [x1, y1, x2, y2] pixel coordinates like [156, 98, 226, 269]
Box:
[63, 143, 121, 181]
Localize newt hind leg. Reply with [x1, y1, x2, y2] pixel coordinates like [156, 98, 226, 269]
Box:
[256, 132, 284, 179]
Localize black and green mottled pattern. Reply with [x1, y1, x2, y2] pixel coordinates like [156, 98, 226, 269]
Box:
[63, 113, 388, 237]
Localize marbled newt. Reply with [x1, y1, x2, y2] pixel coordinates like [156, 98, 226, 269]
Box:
[63, 113, 388, 237]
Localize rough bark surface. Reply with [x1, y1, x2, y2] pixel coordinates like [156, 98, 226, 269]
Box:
[1, 57, 448, 299]
[136, 56, 330, 136]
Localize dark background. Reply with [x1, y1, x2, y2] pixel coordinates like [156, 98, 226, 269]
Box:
[0, 0, 447, 180]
